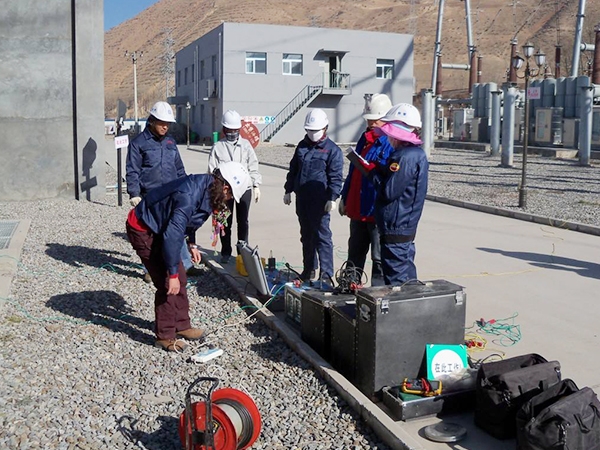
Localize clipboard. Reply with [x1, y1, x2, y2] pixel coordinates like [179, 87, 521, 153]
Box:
[345, 147, 376, 177]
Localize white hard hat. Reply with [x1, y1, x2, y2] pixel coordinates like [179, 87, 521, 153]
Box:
[149, 101, 176, 123]
[217, 161, 251, 203]
[304, 109, 329, 130]
[221, 110, 242, 129]
[362, 94, 393, 120]
[381, 103, 422, 129]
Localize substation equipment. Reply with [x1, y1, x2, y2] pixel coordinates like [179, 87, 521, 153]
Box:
[421, 0, 600, 171]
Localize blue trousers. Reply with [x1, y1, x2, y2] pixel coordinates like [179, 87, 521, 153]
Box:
[296, 207, 334, 280]
[380, 241, 417, 285]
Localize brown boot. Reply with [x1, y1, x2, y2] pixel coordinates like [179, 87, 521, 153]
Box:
[155, 339, 187, 352]
[176, 328, 205, 340]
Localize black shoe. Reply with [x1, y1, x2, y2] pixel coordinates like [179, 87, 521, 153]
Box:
[186, 266, 203, 276]
[299, 270, 316, 281]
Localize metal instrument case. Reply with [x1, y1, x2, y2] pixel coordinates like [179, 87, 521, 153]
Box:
[355, 280, 467, 399]
[301, 290, 356, 360]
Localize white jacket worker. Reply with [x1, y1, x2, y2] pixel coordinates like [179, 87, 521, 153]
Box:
[208, 110, 262, 263]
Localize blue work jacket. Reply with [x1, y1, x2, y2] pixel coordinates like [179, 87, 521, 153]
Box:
[341, 132, 394, 220]
[135, 174, 213, 275]
[370, 145, 429, 237]
[284, 136, 344, 204]
[126, 128, 186, 198]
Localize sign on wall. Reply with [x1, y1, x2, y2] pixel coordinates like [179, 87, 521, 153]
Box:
[527, 87, 541, 100]
[242, 116, 276, 125]
[240, 121, 260, 149]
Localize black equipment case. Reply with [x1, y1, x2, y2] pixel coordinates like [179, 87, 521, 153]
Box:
[300, 291, 356, 360]
[355, 280, 466, 399]
[329, 303, 358, 383]
[382, 385, 476, 421]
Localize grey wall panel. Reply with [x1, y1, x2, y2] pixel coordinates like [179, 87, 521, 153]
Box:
[0, 0, 105, 201]
[75, 0, 106, 201]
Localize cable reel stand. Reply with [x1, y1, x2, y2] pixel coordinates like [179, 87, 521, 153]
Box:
[179, 376, 261, 450]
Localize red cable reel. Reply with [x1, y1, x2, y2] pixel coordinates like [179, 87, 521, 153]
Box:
[179, 377, 261, 450]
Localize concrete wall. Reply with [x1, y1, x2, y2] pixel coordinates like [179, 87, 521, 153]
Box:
[175, 22, 414, 145]
[0, 0, 105, 201]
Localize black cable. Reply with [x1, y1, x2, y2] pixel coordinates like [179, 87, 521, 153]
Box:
[334, 261, 367, 294]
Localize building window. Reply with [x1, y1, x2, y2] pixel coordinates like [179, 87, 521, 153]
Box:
[191, 105, 196, 124]
[282, 53, 302, 75]
[200, 104, 205, 124]
[200, 60, 205, 80]
[177, 70, 181, 87]
[246, 52, 267, 74]
[184, 67, 188, 85]
[376, 59, 394, 79]
[211, 55, 217, 77]
[191, 64, 195, 82]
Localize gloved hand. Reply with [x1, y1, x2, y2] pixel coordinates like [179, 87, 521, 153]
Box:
[324, 200, 337, 213]
[130, 196, 142, 207]
[283, 193, 292, 205]
[254, 187, 261, 203]
[338, 199, 346, 216]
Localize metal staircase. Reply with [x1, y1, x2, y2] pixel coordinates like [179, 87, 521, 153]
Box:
[260, 84, 323, 142]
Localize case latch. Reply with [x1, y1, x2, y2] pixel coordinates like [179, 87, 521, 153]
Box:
[381, 299, 390, 314]
[455, 290, 465, 306]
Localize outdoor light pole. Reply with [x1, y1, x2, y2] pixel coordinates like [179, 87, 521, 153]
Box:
[186, 102, 191, 149]
[512, 42, 545, 208]
[125, 50, 143, 134]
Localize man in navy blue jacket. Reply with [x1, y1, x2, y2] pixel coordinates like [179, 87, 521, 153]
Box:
[339, 94, 393, 286]
[283, 109, 343, 282]
[369, 104, 428, 285]
[126, 101, 197, 278]
[126, 162, 251, 352]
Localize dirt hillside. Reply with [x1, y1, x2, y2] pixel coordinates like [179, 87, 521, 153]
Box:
[104, 0, 600, 117]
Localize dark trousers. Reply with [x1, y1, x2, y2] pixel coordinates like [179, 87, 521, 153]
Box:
[347, 220, 384, 286]
[221, 189, 252, 257]
[296, 208, 334, 280]
[126, 222, 191, 340]
[381, 241, 417, 285]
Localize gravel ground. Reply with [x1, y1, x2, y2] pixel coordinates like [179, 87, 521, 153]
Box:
[254, 143, 600, 228]
[1, 144, 599, 450]
[0, 167, 387, 450]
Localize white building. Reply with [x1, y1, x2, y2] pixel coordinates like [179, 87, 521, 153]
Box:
[172, 22, 414, 145]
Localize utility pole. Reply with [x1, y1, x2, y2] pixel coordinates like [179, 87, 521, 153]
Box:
[125, 50, 143, 135]
[161, 28, 175, 100]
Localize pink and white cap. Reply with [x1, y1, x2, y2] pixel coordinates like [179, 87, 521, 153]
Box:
[375, 122, 423, 146]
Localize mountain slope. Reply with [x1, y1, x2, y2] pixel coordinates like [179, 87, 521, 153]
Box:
[104, 0, 600, 117]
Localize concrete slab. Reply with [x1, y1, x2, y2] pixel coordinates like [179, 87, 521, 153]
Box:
[0, 219, 30, 308]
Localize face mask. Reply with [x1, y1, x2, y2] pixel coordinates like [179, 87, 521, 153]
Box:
[225, 131, 239, 142]
[306, 129, 325, 142]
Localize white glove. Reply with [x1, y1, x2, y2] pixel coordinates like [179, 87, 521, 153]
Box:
[324, 200, 337, 213]
[338, 199, 346, 216]
[130, 196, 142, 207]
[254, 187, 261, 203]
[283, 193, 292, 205]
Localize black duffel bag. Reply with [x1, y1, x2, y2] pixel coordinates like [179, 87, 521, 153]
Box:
[474, 353, 561, 439]
[516, 378, 600, 450]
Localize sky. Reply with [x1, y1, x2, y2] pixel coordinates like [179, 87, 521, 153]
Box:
[104, 0, 161, 31]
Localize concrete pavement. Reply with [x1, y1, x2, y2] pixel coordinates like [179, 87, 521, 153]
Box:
[174, 146, 600, 450]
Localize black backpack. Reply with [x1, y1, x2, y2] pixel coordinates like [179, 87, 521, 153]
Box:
[516, 378, 600, 450]
[474, 353, 561, 439]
